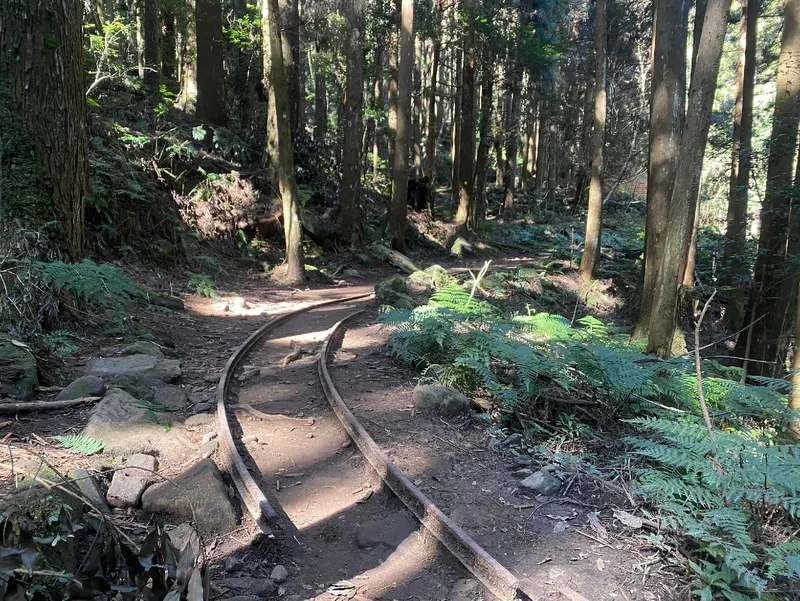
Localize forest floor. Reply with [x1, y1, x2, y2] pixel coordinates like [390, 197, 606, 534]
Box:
[1, 214, 694, 601]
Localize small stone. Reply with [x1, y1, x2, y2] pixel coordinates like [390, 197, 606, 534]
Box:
[56, 376, 105, 401]
[123, 341, 164, 359]
[511, 468, 532, 477]
[185, 413, 214, 427]
[514, 455, 533, 467]
[306, 418, 315, 426]
[225, 556, 244, 572]
[199, 440, 218, 458]
[241, 435, 258, 444]
[519, 470, 562, 496]
[153, 385, 188, 410]
[204, 373, 222, 383]
[107, 454, 159, 508]
[305, 433, 314, 439]
[413, 385, 469, 417]
[201, 431, 218, 444]
[449, 579, 479, 601]
[342, 440, 352, 448]
[70, 468, 110, 513]
[488, 433, 522, 450]
[270, 564, 288, 583]
[191, 402, 214, 413]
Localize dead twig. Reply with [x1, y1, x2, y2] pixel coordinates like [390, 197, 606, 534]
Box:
[694, 290, 717, 437]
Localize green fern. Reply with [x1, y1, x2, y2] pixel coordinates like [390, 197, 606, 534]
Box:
[52, 435, 104, 455]
[38, 260, 143, 309]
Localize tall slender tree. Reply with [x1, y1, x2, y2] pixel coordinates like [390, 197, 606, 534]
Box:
[264, 0, 305, 282]
[473, 55, 494, 225]
[734, 0, 800, 375]
[579, 0, 608, 281]
[646, 0, 734, 356]
[179, 0, 198, 111]
[1, 0, 89, 261]
[338, 0, 365, 247]
[387, 0, 415, 251]
[425, 0, 443, 183]
[456, 0, 476, 226]
[279, 0, 301, 136]
[196, 0, 226, 125]
[721, 0, 758, 329]
[633, 0, 689, 339]
[143, 0, 160, 86]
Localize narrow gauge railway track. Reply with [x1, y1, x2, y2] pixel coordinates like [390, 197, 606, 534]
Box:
[216, 291, 529, 601]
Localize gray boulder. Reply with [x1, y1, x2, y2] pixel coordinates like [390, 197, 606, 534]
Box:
[270, 564, 288, 583]
[107, 454, 159, 508]
[81, 387, 175, 456]
[519, 470, 562, 496]
[413, 385, 469, 417]
[85, 354, 181, 382]
[153, 385, 188, 410]
[108, 374, 169, 402]
[141, 459, 237, 535]
[123, 340, 165, 359]
[0, 334, 38, 401]
[57, 376, 105, 401]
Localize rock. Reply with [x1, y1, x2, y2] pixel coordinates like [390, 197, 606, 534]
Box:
[168, 523, 200, 555]
[413, 385, 469, 417]
[191, 402, 214, 413]
[219, 579, 277, 597]
[511, 468, 533, 477]
[488, 433, 523, 450]
[141, 458, 237, 535]
[199, 440, 218, 458]
[375, 276, 417, 310]
[270, 564, 288, 583]
[70, 469, 110, 513]
[204, 373, 222, 383]
[356, 512, 417, 550]
[153, 385, 188, 410]
[123, 341, 164, 359]
[107, 454, 159, 508]
[56, 375, 106, 401]
[86, 355, 181, 383]
[241, 435, 258, 444]
[519, 470, 562, 496]
[108, 374, 169, 402]
[514, 455, 533, 467]
[225, 556, 244, 572]
[448, 579, 479, 601]
[407, 265, 452, 290]
[450, 236, 474, 257]
[0, 334, 38, 401]
[81, 388, 176, 455]
[343, 268, 362, 278]
[201, 432, 217, 444]
[185, 413, 214, 427]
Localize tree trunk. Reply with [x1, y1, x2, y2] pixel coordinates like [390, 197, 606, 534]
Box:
[633, 0, 688, 340]
[372, 50, 384, 178]
[143, 0, 160, 86]
[451, 49, 463, 203]
[473, 57, 494, 225]
[734, 0, 800, 375]
[456, 5, 476, 226]
[279, 0, 300, 136]
[721, 0, 757, 330]
[578, 0, 608, 281]
[264, 0, 305, 283]
[501, 73, 521, 219]
[646, 0, 733, 357]
[162, 10, 177, 80]
[425, 8, 441, 184]
[179, 0, 198, 111]
[0, 0, 89, 262]
[412, 38, 423, 177]
[338, 0, 365, 248]
[387, 9, 399, 160]
[314, 41, 328, 142]
[387, 0, 414, 251]
[196, 0, 226, 125]
[791, 280, 800, 431]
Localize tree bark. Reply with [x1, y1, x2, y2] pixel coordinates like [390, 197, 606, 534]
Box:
[791, 280, 800, 432]
[633, 0, 688, 340]
[721, 0, 757, 330]
[578, 0, 608, 281]
[387, 7, 399, 160]
[387, 0, 414, 251]
[264, 0, 305, 282]
[338, 0, 365, 248]
[451, 48, 463, 203]
[501, 73, 521, 219]
[646, 0, 733, 357]
[425, 4, 442, 183]
[143, 0, 160, 86]
[473, 57, 494, 225]
[734, 0, 800, 375]
[196, 0, 226, 125]
[313, 41, 328, 142]
[162, 9, 177, 80]
[456, 4, 476, 226]
[372, 48, 384, 178]
[179, 0, 198, 111]
[0, 0, 89, 262]
[279, 0, 300, 136]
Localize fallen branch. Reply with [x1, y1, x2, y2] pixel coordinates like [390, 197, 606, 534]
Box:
[0, 396, 101, 414]
[370, 242, 419, 274]
[695, 290, 717, 437]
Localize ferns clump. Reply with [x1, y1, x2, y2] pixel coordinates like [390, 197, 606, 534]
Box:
[38, 260, 143, 308]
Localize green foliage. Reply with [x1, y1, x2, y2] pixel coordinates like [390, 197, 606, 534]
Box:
[625, 417, 800, 598]
[186, 273, 218, 298]
[38, 330, 80, 360]
[52, 435, 104, 455]
[39, 260, 143, 309]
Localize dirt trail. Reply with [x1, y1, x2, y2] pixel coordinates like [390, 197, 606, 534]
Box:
[226, 295, 473, 601]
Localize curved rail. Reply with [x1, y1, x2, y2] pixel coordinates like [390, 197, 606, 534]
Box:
[319, 311, 529, 601]
[215, 293, 373, 534]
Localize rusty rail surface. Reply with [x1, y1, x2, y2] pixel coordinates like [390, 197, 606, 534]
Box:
[319, 310, 530, 601]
